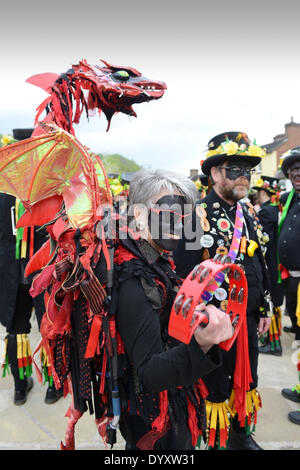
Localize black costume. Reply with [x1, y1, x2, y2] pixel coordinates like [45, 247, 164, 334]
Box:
[278, 190, 300, 343]
[174, 188, 270, 447]
[114, 235, 222, 450]
[0, 193, 46, 396]
[0, 128, 47, 403]
[257, 199, 283, 354]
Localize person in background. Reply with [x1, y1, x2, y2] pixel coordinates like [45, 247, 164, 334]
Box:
[115, 168, 233, 450]
[174, 131, 272, 450]
[251, 176, 284, 356]
[0, 128, 62, 405]
[278, 147, 300, 425]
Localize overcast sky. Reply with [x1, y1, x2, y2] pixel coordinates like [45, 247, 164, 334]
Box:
[1, 0, 300, 174]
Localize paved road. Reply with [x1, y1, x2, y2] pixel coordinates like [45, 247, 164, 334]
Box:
[0, 313, 299, 450]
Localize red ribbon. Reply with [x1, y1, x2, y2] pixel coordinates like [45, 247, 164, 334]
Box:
[85, 315, 102, 359]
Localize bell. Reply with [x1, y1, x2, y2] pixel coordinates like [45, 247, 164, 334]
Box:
[199, 267, 211, 283]
[174, 294, 185, 314]
[230, 286, 237, 301]
[237, 288, 244, 304]
[181, 297, 193, 318]
[191, 264, 201, 280]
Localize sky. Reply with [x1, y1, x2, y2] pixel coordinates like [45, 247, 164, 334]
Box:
[1, 0, 300, 175]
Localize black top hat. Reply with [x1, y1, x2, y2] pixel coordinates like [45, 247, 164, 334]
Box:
[280, 146, 300, 177]
[12, 128, 34, 141]
[252, 175, 280, 194]
[201, 131, 265, 176]
[199, 174, 209, 186]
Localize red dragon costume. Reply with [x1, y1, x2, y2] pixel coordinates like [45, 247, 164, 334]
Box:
[0, 59, 251, 450]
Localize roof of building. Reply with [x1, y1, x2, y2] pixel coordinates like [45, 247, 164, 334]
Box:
[262, 137, 287, 153]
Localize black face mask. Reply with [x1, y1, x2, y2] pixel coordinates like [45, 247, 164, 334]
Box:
[148, 195, 188, 252]
[221, 164, 253, 181]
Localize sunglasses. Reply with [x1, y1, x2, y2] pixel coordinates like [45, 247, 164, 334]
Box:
[149, 207, 192, 223]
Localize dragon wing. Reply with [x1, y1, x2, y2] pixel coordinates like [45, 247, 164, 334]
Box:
[0, 124, 111, 228]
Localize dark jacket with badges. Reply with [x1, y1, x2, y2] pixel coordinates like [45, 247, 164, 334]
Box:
[174, 189, 271, 319]
[257, 201, 283, 307]
[0, 193, 47, 330]
[278, 190, 300, 271]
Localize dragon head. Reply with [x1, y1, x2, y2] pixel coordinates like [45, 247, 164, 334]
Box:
[27, 59, 167, 134]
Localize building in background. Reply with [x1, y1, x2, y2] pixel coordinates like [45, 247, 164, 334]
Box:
[259, 119, 300, 184]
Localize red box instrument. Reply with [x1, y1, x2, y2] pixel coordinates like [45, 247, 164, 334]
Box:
[168, 255, 248, 351]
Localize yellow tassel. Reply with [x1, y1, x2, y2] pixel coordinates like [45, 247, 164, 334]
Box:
[2, 337, 8, 363]
[206, 400, 234, 448]
[15, 199, 19, 226]
[276, 306, 282, 333]
[229, 389, 261, 418]
[228, 389, 236, 415]
[16, 334, 23, 360]
[269, 316, 274, 336]
[296, 282, 300, 327]
[21, 334, 27, 360]
[21, 236, 27, 259]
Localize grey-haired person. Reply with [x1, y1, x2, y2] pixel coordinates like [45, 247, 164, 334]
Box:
[114, 168, 233, 450]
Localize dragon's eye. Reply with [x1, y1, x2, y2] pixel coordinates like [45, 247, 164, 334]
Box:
[112, 70, 130, 81]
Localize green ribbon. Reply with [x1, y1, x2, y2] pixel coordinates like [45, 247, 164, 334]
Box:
[15, 201, 26, 259]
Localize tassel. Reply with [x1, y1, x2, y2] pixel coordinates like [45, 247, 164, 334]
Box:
[205, 400, 234, 449]
[16, 334, 32, 379]
[1, 337, 10, 378]
[40, 346, 53, 386]
[187, 397, 201, 446]
[229, 389, 262, 435]
[296, 282, 300, 327]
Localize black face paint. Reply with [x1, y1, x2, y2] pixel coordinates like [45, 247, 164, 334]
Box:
[148, 195, 188, 252]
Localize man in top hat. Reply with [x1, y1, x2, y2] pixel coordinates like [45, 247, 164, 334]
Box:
[174, 131, 272, 450]
[277, 147, 300, 425]
[251, 176, 284, 356]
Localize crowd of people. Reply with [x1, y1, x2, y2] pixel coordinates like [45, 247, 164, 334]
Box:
[0, 128, 300, 451]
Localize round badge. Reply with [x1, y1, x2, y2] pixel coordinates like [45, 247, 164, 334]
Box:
[220, 300, 228, 311]
[217, 218, 231, 232]
[217, 239, 225, 246]
[216, 246, 228, 256]
[214, 287, 228, 301]
[200, 234, 214, 248]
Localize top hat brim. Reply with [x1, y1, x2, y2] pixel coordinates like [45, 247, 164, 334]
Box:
[251, 186, 277, 194]
[201, 154, 261, 176]
[12, 128, 34, 141]
[281, 154, 300, 177]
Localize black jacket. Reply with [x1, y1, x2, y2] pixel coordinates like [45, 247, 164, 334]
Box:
[115, 236, 222, 449]
[0, 193, 47, 329]
[258, 201, 283, 307]
[174, 189, 271, 317]
[278, 190, 300, 270]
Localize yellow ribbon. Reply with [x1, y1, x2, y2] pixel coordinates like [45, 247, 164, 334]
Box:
[206, 400, 233, 430]
[296, 282, 300, 327]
